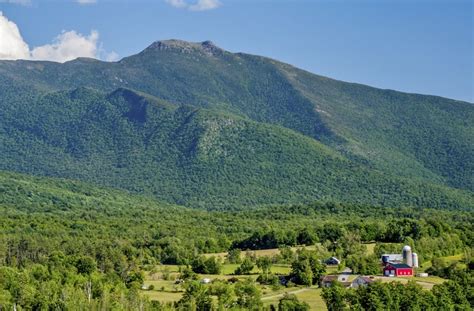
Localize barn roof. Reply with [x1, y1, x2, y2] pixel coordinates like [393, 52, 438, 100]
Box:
[386, 263, 412, 269]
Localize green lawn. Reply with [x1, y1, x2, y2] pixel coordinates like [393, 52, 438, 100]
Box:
[294, 288, 327, 310]
[144, 279, 180, 292]
[142, 290, 183, 303]
[365, 243, 376, 255]
[262, 287, 327, 310]
[372, 275, 446, 290]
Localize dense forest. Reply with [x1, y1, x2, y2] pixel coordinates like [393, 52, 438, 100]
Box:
[0, 87, 472, 210]
[0, 171, 472, 309]
[0, 39, 472, 210]
[0, 39, 472, 310]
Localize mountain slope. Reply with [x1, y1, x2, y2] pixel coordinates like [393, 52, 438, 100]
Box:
[0, 87, 472, 209]
[0, 39, 472, 209]
[277, 62, 474, 189]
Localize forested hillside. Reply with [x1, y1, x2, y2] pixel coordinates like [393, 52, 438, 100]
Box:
[0, 39, 472, 209]
[0, 87, 472, 209]
[0, 171, 472, 309]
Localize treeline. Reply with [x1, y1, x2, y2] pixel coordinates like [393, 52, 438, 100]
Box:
[0, 172, 473, 309]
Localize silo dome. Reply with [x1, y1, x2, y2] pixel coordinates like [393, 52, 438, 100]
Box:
[402, 245, 412, 251]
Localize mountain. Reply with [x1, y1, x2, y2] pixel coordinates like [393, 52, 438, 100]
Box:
[0, 40, 472, 209]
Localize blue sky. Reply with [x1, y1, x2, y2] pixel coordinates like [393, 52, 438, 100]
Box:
[0, 0, 472, 102]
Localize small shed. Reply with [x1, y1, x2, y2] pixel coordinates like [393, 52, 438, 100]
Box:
[320, 275, 338, 287]
[325, 257, 341, 265]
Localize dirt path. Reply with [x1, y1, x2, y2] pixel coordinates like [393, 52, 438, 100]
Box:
[261, 288, 311, 301]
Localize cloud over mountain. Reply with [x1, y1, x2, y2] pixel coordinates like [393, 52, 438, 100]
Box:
[0, 12, 30, 60]
[30, 30, 99, 62]
[0, 11, 116, 62]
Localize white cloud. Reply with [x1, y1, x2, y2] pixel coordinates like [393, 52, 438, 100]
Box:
[104, 51, 119, 62]
[0, 0, 32, 6]
[0, 12, 118, 63]
[166, 0, 187, 9]
[189, 0, 221, 11]
[0, 11, 30, 60]
[76, 0, 97, 4]
[166, 0, 221, 11]
[31, 30, 99, 62]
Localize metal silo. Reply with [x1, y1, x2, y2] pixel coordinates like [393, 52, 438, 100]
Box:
[412, 253, 419, 268]
[402, 245, 413, 267]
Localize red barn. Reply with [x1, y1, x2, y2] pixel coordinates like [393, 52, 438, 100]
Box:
[383, 263, 413, 277]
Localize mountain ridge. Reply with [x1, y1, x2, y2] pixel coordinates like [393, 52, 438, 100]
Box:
[0, 39, 472, 209]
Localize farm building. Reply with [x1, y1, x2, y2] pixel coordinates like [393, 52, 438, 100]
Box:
[383, 263, 413, 277]
[320, 275, 338, 287]
[381, 254, 403, 264]
[320, 275, 352, 288]
[381, 245, 419, 271]
[351, 276, 375, 288]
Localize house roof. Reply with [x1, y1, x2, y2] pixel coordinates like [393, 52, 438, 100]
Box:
[385, 263, 412, 269]
[354, 276, 375, 283]
[341, 267, 353, 274]
[321, 275, 338, 282]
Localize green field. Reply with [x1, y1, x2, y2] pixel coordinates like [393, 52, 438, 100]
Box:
[142, 291, 183, 304]
[419, 253, 466, 272]
[204, 245, 319, 260]
[261, 287, 326, 310]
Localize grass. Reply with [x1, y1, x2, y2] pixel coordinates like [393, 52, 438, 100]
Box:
[365, 243, 376, 255]
[262, 287, 327, 310]
[372, 275, 446, 290]
[293, 288, 327, 310]
[325, 265, 339, 274]
[407, 276, 446, 285]
[141, 290, 183, 303]
[144, 280, 180, 292]
[220, 264, 291, 275]
[419, 253, 465, 272]
[203, 245, 319, 260]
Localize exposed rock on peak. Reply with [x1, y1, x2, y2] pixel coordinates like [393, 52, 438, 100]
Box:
[145, 39, 224, 56]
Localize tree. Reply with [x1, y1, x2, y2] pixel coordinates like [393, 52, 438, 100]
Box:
[321, 282, 347, 311]
[278, 294, 310, 311]
[227, 249, 241, 264]
[209, 280, 235, 309]
[191, 256, 222, 275]
[234, 257, 254, 275]
[179, 266, 198, 281]
[234, 279, 262, 310]
[177, 281, 213, 311]
[75, 256, 96, 275]
[279, 246, 295, 264]
[290, 250, 326, 286]
[290, 258, 313, 286]
[297, 228, 317, 246]
[256, 256, 272, 275]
